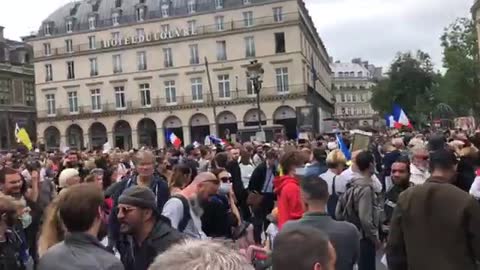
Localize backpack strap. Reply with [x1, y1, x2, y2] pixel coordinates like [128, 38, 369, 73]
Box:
[171, 195, 191, 233]
[332, 175, 337, 195]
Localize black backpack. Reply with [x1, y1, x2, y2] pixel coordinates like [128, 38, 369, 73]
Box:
[327, 176, 339, 219]
[170, 195, 191, 233]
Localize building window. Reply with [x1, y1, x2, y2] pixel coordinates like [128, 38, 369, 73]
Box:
[91, 89, 102, 112]
[246, 79, 255, 96]
[113, 54, 122, 73]
[88, 36, 96, 49]
[352, 94, 356, 102]
[165, 80, 176, 104]
[90, 58, 98, 76]
[46, 94, 56, 115]
[350, 72, 354, 77]
[43, 43, 51, 56]
[88, 16, 96, 30]
[273, 7, 283, 22]
[243, 11, 253, 27]
[341, 93, 345, 102]
[189, 44, 199, 65]
[24, 81, 35, 106]
[68, 91, 79, 114]
[140, 83, 151, 107]
[243, 0, 251, 4]
[65, 39, 73, 53]
[66, 20, 74, 33]
[136, 6, 146, 21]
[161, 4, 169, 17]
[191, 78, 203, 102]
[275, 67, 289, 93]
[44, 23, 52, 36]
[115, 0, 122, 8]
[161, 24, 170, 33]
[45, 64, 53, 81]
[218, 75, 230, 98]
[215, 16, 224, 31]
[215, 0, 223, 9]
[163, 48, 173, 67]
[338, 72, 343, 77]
[245, 36, 255, 57]
[137, 51, 147, 70]
[112, 12, 120, 26]
[187, 0, 196, 13]
[115, 86, 126, 109]
[275, 32, 285, 53]
[187, 20, 196, 34]
[67, 61, 75, 79]
[112, 31, 120, 41]
[358, 71, 363, 77]
[216, 41, 227, 61]
[346, 94, 351, 102]
[360, 94, 365, 101]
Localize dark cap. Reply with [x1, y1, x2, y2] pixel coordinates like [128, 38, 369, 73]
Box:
[185, 144, 195, 155]
[118, 186, 157, 210]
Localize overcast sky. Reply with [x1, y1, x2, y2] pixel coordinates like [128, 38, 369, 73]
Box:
[0, 0, 474, 71]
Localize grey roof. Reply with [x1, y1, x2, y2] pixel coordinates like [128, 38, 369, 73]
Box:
[39, 0, 264, 35]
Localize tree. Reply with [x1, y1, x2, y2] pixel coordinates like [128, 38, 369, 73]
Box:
[438, 17, 480, 116]
[370, 50, 437, 126]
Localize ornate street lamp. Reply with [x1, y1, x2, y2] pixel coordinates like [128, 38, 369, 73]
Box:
[246, 60, 265, 141]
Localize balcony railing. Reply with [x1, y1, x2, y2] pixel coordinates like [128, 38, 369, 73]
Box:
[34, 12, 299, 58]
[37, 84, 308, 119]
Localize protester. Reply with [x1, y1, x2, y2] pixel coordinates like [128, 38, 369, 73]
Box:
[37, 198, 64, 258]
[0, 194, 25, 270]
[320, 149, 348, 217]
[387, 149, 480, 270]
[37, 184, 123, 270]
[272, 226, 336, 270]
[341, 150, 382, 193]
[304, 147, 328, 177]
[57, 168, 80, 193]
[336, 151, 380, 270]
[182, 144, 199, 184]
[239, 150, 255, 189]
[247, 149, 278, 243]
[116, 186, 183, 270]
[162, 172, 219, 238]
[274, 150, 305, 229]
[197, 146, 211, 173]
[409, 145, 430, 185]
[168, 164, 191, 194]
[283, 176, 360, 270]
[201, 170, 241, 238]
[107, 150, 170, 250]
[470, 173, 480, 200]
[148, 239, 254, 270]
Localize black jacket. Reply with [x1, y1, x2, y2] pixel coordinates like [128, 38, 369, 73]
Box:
[248, 162, 277, 193]
[201, 195, 237, 238]
[117, 220, 183, 270]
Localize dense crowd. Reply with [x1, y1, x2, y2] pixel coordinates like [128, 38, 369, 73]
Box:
[0, 130, 479, 270]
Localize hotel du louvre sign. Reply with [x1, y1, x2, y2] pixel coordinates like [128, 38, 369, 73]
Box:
[101, 28, 197, 48]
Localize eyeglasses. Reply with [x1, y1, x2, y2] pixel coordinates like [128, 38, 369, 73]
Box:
[118, 206, 137, 214]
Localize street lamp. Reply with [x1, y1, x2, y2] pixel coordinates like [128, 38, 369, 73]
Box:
[246, 60, 265, 141]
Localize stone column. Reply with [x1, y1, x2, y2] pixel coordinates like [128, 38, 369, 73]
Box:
[60, 135, 67, 151]
[182, 126, 191, 145]
[209, 123, 217, 137]
[83, 133, 90, 150]
[157, 128, 165, 148]
[131, 130, 139, 149]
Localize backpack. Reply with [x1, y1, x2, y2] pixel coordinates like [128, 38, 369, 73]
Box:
[336, 183, 364, 230]
[326, 176, 339, 219]
[170, 195, 191, 233]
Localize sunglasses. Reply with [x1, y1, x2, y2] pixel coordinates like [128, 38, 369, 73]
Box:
[118, 206, 137, 214]
[220, 177, 232, 182]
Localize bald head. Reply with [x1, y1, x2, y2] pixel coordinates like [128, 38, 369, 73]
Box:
[182, 172, 220, 202]
[190, 172, 219, 186]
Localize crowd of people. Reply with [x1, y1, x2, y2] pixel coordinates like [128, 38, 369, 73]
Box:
[0, 130, 479, 270]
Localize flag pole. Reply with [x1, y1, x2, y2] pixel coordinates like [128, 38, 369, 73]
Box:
[205, 57, 220, 138]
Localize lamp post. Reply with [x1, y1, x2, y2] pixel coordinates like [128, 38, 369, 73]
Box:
[246, 60, 265, 141]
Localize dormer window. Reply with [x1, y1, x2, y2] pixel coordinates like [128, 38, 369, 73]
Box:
[358, 71, 363, 77]
[66, 20, 73, 33]
[43, 23, 52, 36]
[88, 16, 96, 30]
[161, 4, 169, 17]
[136, 6, 146, 21]
[215, 0, 224, 9]
[243, 0, 251, 4]
[187, 0, 196, 14]
[115, 0, 122, 8]
[112, 12, 120, 26]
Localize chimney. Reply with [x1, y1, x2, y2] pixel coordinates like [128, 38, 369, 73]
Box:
[0, 26, 4, 42]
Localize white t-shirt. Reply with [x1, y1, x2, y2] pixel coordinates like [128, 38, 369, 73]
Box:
[239, 163, 255, 189]
[341, 167, 383, 193]
[162, 197, 207, 239]
[320, 169, 348, 194]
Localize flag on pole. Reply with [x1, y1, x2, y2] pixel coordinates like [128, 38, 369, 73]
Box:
[209, 135, 226, 146]
[336, 133, 351, 161]
[168, 131, 182, 148]
[15, 123, 33, 150]
[393, 104, 412, 128]
[385, 114, 395, 128]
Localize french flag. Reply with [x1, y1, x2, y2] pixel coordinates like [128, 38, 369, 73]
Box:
[209, 135, 227, 146]
[168, 131, 182, 148]
[385, 114, 395, 128]
[393, 104, 412, 129]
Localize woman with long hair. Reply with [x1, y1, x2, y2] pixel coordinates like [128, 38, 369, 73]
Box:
[37, 198, 65, 258]
[168, 164, 192, 194]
